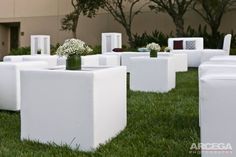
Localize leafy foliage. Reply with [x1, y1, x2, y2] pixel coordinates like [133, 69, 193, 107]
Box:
[10, 47, 30, 55]
[149, 0, 195, 37]
[9, 44, 63, 56]
[61, 0, 102, 38]
[102, 0, 150, 48]
[50, 43, 61, 55]
[193, 0, 236, 36]
[133, 30, 173, 48]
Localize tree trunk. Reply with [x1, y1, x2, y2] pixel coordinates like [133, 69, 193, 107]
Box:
[174, 17, 184, 37]
[210, 23, 221, 48]
[72, 30, 77, 38]
[125, 26, 134, 48]
[72, 16, 79, 38]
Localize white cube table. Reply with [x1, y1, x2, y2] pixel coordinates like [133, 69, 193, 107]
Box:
[159, 52, 188, 72]
[200, 74, 236, 157]
[20, 66, 127, 151]
[130, 56, 176, 92]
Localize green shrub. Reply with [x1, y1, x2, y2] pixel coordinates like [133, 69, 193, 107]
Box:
[10, 47, 30, 55]
[91, 45, 102, 54]
[133, 30, 172, 48]
[50, 43, 61, 55]
[230, 48, 236, 55]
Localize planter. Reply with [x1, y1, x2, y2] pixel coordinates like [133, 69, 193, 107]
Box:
[150, 50, 158, 58]
[66, 54, 81, 70]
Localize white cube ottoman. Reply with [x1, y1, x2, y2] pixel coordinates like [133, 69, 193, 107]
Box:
[0, 61, 48, 111]
[3, 55, 24, 62]
[99, 54, 120, 66]
[81, 55, 100, 66]
[121, 52, 149, 72]
[210, 55, 236, 62]
[20, 66, 127, 151]
[22, 55, 58, 68]
[200, 74, 236, 157]
[198, 61, 236, 128]
[130, 56, 176, 92]
[199, 61, 236, 78]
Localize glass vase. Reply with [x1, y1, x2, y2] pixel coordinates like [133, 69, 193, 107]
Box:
[66, 54, 81, 70]
[150, 50, 158, 58]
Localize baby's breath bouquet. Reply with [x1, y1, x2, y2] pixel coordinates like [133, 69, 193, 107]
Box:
[56, 39, 93, 70]
[146, 42, 161, 52]
[164, 47, 171, 52]
[56, 38, 93, 57]
[146, 42, 161, 57]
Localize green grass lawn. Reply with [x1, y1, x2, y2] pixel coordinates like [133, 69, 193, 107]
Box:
[0, 69, 200, 157]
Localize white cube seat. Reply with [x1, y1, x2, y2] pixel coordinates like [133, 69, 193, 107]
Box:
[0, 61, 48, 111]
[81, 55, 100, 66]
[201, 50, 227, 63]
[200, 74, 236, 157]
[3, 56, 24, 62]
[22, 55, 58, 68]
[210, 55, 236, 62]
[99, 55, 120, 66]
[199, 61, 236, 78]
[20, 66, 127, 151]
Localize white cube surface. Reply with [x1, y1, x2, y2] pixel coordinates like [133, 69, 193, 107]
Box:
[200, 74, 236, 157]
[102, 33, 122, 53]
[20, 66, 127, 151]
[31, 35, 50, 55]
[130, 56, 176, 92]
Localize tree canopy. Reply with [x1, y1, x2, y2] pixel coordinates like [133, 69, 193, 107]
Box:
[102, 0, 150, 47]
[61, 0, 103, 38]
[149, 0, 194, 37]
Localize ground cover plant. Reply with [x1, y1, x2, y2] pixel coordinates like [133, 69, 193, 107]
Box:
[0, 69, 200, 157]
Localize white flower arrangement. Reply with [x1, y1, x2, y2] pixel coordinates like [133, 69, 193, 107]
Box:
[56, 38, 93, 57]
[146, 42, 161, 51]
[164, 47, 171, 52]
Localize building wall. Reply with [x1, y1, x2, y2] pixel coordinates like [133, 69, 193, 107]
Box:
[0, 0, 235, 57]
[0, 25, 9, 58]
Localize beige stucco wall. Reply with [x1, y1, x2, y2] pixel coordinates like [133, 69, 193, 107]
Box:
[0, 0, 235, 58]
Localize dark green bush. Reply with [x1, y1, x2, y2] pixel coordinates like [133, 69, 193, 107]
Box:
[10, 47, 30, 55]
[50, 43, 61, 55]
[10, 43, 62, 56]
[91, 45, 102, 54]
[230, 48, 236, 55]
[133, 30, 172, 48]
